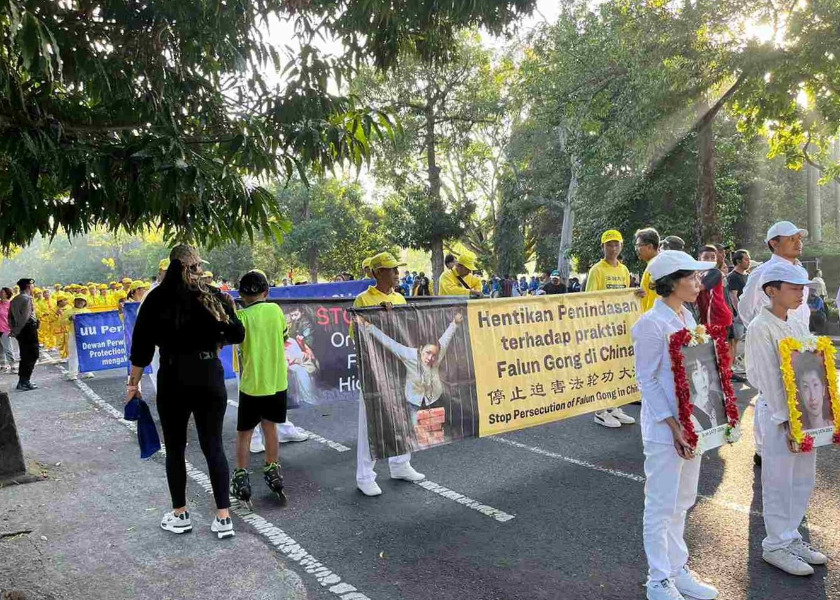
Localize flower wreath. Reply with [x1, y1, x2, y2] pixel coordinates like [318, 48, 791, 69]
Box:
[669, 324, 741, 450]
[778, 336, 840, 453]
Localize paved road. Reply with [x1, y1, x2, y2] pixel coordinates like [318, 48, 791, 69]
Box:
[34, 362, 840, 599]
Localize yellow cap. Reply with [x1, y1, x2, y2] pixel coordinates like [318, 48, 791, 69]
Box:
[129, 280, 150, 291]
[369, 252, 406, 272]
[456, 250, 478, 272]
[121, 278, 132, 284]
[98, 284, 108, 290]
[54, 283, 62, 290]
[601, 230, 623, 245]
[159, 258, 170, 271]
[293, 275, 308, 284]
[73, 294, 88, 303]
[33, 287, 42, 294]
[362, 257, 372, 269]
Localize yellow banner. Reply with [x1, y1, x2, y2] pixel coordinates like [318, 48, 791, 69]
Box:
[468, 289, 641, 436]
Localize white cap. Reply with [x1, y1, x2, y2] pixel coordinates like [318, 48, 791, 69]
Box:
[647, 251, 717, 281]
[760, 261, 813, 290]
[765, 221, 808, 243]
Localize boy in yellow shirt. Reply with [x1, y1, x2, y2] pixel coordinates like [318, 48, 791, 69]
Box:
[586, 230, 636, 429]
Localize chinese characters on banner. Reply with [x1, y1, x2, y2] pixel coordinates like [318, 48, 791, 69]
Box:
[353, 290, 642, 459]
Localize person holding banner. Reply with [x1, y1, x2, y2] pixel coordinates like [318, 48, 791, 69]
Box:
[127, 244, 245, 539]
[353, 251, 426, 497]
[587, 230, 637, 428]
[438, 250, 482, 297]
[631, 251, 720, 600]
[745, 262, 826, 575]
[63, 295, 95, 381]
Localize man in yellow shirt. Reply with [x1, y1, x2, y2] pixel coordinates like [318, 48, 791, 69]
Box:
[634, 228, 661, 313]
[586, 230, 636, 429]
[438, 250, 482, 297]
[353, 251, 425, 497]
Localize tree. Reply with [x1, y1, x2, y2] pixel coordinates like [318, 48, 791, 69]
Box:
[0, 0, 536, 251]
[272, 177, 398, 282]
[353, 32, 511, 288]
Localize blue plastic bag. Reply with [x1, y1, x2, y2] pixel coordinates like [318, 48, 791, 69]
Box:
[124, 394, 161, 459]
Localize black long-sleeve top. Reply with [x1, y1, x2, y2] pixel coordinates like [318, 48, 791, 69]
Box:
[129, 284, 245, 368]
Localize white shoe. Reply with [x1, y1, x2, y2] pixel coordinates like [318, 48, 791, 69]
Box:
[610, 407, 636, 424]
[594, 410, 621, 428]
[278, 427, 309, 443]
[673, 566, 718, 599]
[788, 540, 828, 565]
[81, 372, 95, 380]
[763, 548, 815, 576]
[389, 463, 425, 482]
[250, 436, 265, 454]
[646, 579, 685, 600]
[357, 480, 382, 496]
[63, 373, 78, 381]
[211, 516, 235, 539]
[160, 510, 193, 534]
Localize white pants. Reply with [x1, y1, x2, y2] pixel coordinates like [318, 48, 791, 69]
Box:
[68, 329, 79, 377]
[252, 420, 301, 442]
[753, 397, 765, 456]
[149, 348, 161, 392]
[760, 406, 816, 551]
[356, 394, 410, 484]
[643, 441, 701, 582]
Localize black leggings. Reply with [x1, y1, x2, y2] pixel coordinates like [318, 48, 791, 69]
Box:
[157, 357, 230, 510]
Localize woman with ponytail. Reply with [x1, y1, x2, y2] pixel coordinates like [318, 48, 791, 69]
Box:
[127, 244, 245, 539]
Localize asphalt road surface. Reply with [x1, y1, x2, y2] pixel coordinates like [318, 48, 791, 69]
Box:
[73, 366, 840, 600]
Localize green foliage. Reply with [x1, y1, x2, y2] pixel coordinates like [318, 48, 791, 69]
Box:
[271, 177, 398, 280]
[381, 187, 465, 253]
[0, 0, 535, 250]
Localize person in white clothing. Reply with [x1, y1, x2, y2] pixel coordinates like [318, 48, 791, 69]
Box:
[632, 251, 720, 600]
[738, 221, 809, 465]
[745, 261, 828, 576]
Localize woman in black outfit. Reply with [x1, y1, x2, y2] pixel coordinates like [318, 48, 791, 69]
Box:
[126, 245, 245, 539]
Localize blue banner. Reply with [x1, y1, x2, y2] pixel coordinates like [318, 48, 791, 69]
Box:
[123, 302, 151, 374]
[228, 280, 375, 300]
[74, 311, 129, 372]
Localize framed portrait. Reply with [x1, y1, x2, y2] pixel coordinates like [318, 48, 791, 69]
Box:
[669, 325, 741, 452]
[779, 336, 840, 451]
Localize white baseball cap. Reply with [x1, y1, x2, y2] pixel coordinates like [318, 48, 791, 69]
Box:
[647, 251, 717, 281]
[760, 261, 813, 290]
[765, 221, 808, 243]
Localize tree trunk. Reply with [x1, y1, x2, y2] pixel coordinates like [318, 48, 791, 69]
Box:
[694, 99, 718, 249]
[426, 91, 444, 293]
[833, 138, 840, 234]
[302, 195, 318, 282]
[807, 162, 822, 244]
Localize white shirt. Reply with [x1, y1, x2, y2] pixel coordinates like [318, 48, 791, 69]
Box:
[738, 254, 810, 327]
[364, 321, 459, 407]
[632, 299, 697, 444]
[812, 276, 826, 298]
[745, 308, 810, 425]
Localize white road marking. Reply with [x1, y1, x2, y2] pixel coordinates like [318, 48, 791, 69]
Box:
[226, 399, 351, 453]
[413, 480, 515, 522]
[55, 361, 373, 600]
[490, 435, 827, 533]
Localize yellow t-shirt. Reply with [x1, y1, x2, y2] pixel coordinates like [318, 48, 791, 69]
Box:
[585, 260, 630, 291]
[351, 286, 406, 338]
[639, 268, 660, 313]
[438, 268, 482, 296]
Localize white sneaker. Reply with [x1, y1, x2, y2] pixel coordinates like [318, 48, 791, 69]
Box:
[251, 430, 265, 454]
[788, 540, 828, 565]
[160, 510, 193, 534]
[211, 516, 235, 539]
[673, 566, 718, 599]
[389, 463, 425, 482]
[63, 372, 78, 381]
[81, 372, 95, 380]
[763, 548, 815, 576]
[357, 480, 383, 496]
[594, 410, 622, 428]
[646, 579, 685, 600]
[610, 407, 636, 424]
[278, 427, 309, 443]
